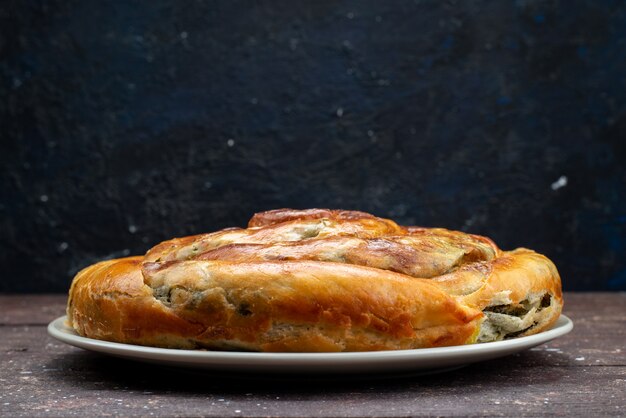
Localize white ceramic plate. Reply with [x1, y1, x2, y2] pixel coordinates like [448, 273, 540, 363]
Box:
[48, 315, 572, 375]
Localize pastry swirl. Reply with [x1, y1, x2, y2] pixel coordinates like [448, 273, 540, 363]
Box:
[67, 209, 563, 351]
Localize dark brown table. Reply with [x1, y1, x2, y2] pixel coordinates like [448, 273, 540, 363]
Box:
[1, 293, 624, 417]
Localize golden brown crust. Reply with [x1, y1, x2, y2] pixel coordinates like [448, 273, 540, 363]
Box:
[248, 208, 381, 227]
[432, 248, 563, 337]
[67, 208, 563, 351]
[67, 257, 205, 345]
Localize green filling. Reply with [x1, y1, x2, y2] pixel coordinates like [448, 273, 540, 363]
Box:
[477, 293, 553, 343]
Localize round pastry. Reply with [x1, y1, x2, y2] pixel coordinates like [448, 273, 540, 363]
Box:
[67, 209, 563, 352]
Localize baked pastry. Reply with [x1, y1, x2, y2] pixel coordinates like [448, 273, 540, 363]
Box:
[67, 209, 563, 351]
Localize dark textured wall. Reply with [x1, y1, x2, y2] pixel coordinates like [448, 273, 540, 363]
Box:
[1, 0, 625, 292]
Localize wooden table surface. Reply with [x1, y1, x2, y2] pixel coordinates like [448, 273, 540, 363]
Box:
[1, 293, 624, 417]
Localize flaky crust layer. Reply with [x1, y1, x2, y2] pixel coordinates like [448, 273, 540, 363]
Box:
[67, 209, 563, 352]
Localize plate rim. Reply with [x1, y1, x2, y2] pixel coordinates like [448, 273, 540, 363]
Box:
[48, 314, 573, 364]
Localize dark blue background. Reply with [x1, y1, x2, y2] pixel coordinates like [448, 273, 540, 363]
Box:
[1, 1, 625, 292]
